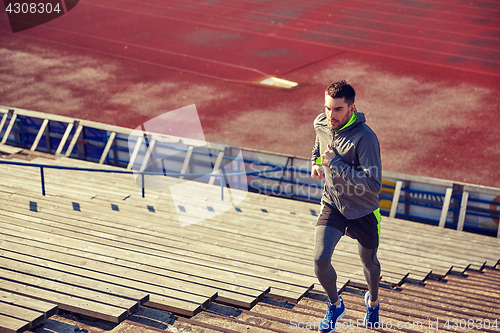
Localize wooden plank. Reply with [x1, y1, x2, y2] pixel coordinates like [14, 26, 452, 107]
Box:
[0, 189, 419, 286]
[0, 301, 45, 330]
[384, 215, 500, 244]
[0, 290, 57, 319]
[81, 191, 313, 260]
[389, 180, 402, 218]
[0, 169, 113, 199]
[2, 179, 496, 278]
[333, 237, 455, 277]
[3, 156, 236, 205]
[99, 132, 116, 164]
[0, 214, 438, 304]
[381, 213, 500, 249]
[65, 124, 83, 157]
[1, 189, 317, 271]
[0, 222, 219, 302]
[0, 163, 133, 197]
[43, 121, 51, 153]
[385, 232, 488, 266]
[0, 252, 150, 306]
[267, 288, 310, 303]
[0, 176, 294, 239]
[151, 178, 306, 223]
[0, 221, 277, 307]
[0, 238, 205, 317]
[311, 279, 350, 297]
[3, 198, 496, 284]
[0, 112, 8, 136]
[1, 113, 17, 144]
[380, 226, 492, 267]
[335, 253, 428, 283]
[457, 191, 469, 231]
[0, 181, 131, 206]
[0, 202, 344, 300]
[54, 122, 73, 156]
[126, 137, 142, 170]
[377, 241, 472, 272]
[170, 200, 316, 241]
[0, 176, 98, 201]
[179, 146, 194, 179]
[0, 224, 248, 310]
[30, 119, 49, 152]
[0, 276, 128, 323]
[0, 266, 138, 315]
[381, 217, 500, 262]
[0, 239, 211, 304]
[2, 161, 229, 211]
[139, 137, 156, 173]
[245, 195, 318, 213]
[0, 201, 312, 293]
[0, 313, 30, 333]
[0, 144, 23, 155]
[1, 165, 498, 290]
[208, 150, 224, 185]
[0, 203, 315, 297]
[23, 198, 309, 278]
[380, 237, 498, 272]
[438, 187, 453, 228]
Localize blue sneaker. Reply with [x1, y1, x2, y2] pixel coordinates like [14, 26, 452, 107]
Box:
[363, 292, 379, 329]
[318, 296, 346, 333]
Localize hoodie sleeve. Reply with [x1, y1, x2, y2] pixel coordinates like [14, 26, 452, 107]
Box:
[327, 132, 382, 194]
[311, 114, 324, 166]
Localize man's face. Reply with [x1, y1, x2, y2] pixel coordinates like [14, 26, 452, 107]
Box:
[325, 94, 355, 130]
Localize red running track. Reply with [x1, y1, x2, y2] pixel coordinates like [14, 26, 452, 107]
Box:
[2, 0, 499, 81]
[0, 0, 499, 187]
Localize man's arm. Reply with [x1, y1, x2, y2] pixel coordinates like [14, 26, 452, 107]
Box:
[322, 134, 382, 194]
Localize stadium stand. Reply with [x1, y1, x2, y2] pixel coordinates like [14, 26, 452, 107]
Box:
[0, 146, 499, 332]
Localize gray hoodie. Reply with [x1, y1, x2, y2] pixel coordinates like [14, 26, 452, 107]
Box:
[311, 112, 382, 219]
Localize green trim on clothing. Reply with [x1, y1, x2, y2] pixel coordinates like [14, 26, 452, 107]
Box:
[336, 109, 357, 131]
[373, 207, 381, 246]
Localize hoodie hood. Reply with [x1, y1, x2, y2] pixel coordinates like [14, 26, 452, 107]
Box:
[336, 111, 365, 132]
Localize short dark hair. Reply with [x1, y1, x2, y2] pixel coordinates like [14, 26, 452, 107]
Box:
[325, 80, 355, 105]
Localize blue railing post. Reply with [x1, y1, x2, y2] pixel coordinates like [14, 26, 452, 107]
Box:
[142, 173, 145, 198]
[221, 174, 224, 201]
[40, 166, 45, 196]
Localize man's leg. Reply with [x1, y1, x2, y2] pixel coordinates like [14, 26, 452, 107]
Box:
[313, 225, 343, 304]
[358, 243, 381, 327]
[358, 244, 380, 304]
[314, 225, 346, 332]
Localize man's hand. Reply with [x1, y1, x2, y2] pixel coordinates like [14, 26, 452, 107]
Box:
[321, 144, 336, 167]
[311, 164, 324, 180]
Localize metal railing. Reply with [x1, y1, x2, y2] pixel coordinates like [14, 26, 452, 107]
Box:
[2, 105, 500, 237]
[386, 180, 500, 238]
[0, 159, 281, 199]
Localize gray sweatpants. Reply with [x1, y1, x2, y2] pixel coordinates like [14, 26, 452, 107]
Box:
[313, 225, 381, 303]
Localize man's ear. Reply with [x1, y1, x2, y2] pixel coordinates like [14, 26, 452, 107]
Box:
[350, 104, 356, 113]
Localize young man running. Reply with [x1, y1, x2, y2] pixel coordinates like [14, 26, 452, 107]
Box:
[311, 80, 382, 332]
